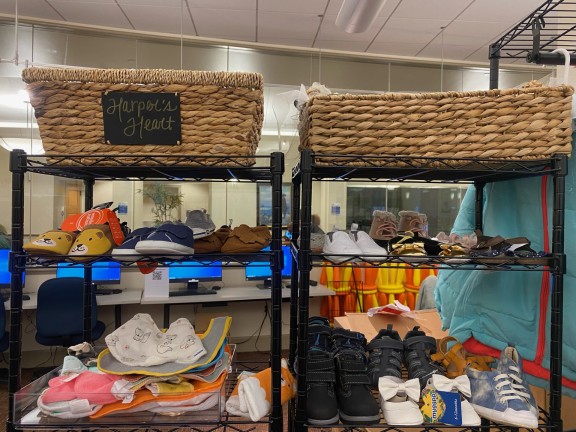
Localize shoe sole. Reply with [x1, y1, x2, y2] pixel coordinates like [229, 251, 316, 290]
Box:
[135, 240, 195, 255]
[112, 248, 142, 261]
[307, 414, 340, 426]
[339, 412, 381, 425]
[471, 403, 538, 428]
[192, 228, 215, 239]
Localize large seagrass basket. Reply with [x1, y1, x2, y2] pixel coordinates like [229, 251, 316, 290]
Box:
[22, 67, 264, 166]
[299, 82, 573, 166]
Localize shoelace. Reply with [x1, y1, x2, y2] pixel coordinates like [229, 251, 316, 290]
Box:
[506, 364, 533, 400]
[493, 373, 527, 403]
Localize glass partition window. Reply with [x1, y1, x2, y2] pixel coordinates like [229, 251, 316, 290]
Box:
[346, 184, 467, 237]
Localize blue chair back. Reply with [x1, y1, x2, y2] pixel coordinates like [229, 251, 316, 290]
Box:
[35, 277, 105, 346]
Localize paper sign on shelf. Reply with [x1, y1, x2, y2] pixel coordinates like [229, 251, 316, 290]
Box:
[143, 267, 169, 299]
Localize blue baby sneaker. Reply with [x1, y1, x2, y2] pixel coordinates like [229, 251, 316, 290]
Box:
[497, 344, 539, 418]
[112, 227, 155, 260]
[467, 350, 538, 428]
[135, 223, 195, 255]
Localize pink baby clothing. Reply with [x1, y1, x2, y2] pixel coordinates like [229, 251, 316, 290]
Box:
[42, 371, 121, 405]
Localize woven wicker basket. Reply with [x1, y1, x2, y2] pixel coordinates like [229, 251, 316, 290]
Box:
[299, 83, 574, 166]
[22, 67, 264, 166]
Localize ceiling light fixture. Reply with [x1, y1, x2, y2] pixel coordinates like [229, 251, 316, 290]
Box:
[335, 0, 387, 33]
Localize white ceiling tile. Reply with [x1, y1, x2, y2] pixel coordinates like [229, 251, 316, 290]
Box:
[47, 1, 132, 28]
[417, 42, 479, 61]
[372, 18, 450, 45]
[259, 0, 327, 14]
[121, 4, 196, 35]
[187, 0, 256, 10]
[458, 0, 542, 23]
[315, 40, 371, 52]
[464, 45, 491, 62]
[192, 8, 256, 40]
[258, 12, 321, 40]
[441, 20, 512, 46]
[0, 0, 64, 20]
[393, 0, 474, 21]
[366, 41, 424, 57]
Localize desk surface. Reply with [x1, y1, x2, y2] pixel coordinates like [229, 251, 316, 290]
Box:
[5, 293, 38, 310]
[140, 284, 334, 305]
[5, 285, 334, 309]
[5, 290, 142, 310]
[96, 289, 143, 305]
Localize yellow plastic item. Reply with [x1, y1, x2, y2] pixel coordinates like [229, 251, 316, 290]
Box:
[376, 263, 406, 306]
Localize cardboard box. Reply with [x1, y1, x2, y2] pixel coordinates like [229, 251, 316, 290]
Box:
[334, 309, 448, 341]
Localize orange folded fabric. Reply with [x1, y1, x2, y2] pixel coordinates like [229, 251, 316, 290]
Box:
[90, 371, 226, 418]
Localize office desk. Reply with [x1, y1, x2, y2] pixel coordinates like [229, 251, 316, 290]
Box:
[140, 285, 335, 328]
[5, 293, 38, 310]
[5, 291, 142, 329]
[96, 290, 143, 328]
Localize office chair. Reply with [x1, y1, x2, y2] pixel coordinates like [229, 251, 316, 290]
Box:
[35, 277, 105, 347]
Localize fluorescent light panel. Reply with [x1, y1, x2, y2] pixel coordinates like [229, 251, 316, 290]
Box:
[335, 0, 387, 34]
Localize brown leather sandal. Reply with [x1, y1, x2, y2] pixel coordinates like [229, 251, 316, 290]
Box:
[431, 336, 494, 378]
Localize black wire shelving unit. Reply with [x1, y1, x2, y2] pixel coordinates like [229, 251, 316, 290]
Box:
[288, 150, 567, 432]
[7, 150, 286, 432]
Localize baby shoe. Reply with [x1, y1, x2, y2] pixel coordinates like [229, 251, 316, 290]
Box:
[369, 210, 398, 242]
[68, 224, 115, 261]
[497, 344, 538, 419]
[398, 211, 428, 237]
[467, 345, 538, 428]
[349, 227, 388, 260]
[185, 209, 216, 239]
[367, 324, 404, 387]
[112, 227, 155, 260]
[426, 374, 481, 426]
[135, 222, 195, 255]
[403, 326, 443, 389]
[322, 231, 362, 263]
[24, 230, 77, 256]
[378, 377, 423, 425]
[221, 225, 271, 254]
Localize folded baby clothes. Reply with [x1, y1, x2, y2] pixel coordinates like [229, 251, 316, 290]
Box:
[146, 381, 195, 396]
[90, 371, 226, 419]
[37, 391, 102, 419]
[119, 392, 221, 415]
[105, 313, 206, 367]
[42, 371, 121, 406]
[179, 351, 230, 383]
[98, 316, 232, 376]
[111, 376, 184, 403]
[225, 358, 296, 422]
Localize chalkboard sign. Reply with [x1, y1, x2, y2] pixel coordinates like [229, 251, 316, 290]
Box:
[102, 92, 181, 145]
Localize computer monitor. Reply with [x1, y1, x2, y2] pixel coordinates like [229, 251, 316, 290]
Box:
[245, 245, 293, 289]
[0, 249, 25, 301]
[167, 260, 223, 296]
[56, 260, 121, 292]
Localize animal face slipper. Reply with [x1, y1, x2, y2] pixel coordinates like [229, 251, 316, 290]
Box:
[24, 230, 77, 255]
[69, 224, 115, 261]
